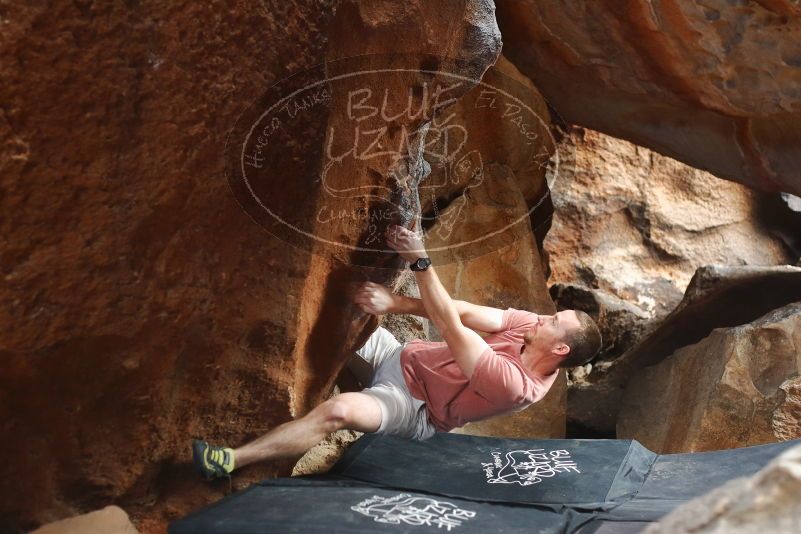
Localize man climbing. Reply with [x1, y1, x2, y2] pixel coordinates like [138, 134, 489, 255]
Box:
[192, 225, 602, 480]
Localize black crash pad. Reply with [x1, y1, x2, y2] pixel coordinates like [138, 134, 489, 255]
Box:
[331, 434, 656, 509]
[170, 434, 799, 534]
[170, 479, 573, 534]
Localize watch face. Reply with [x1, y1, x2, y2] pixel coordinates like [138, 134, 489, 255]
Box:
[411, 257, 431, 271]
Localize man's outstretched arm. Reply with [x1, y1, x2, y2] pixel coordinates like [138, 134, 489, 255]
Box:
[384, 225, 489, 378]
[355, 282, 507, 333]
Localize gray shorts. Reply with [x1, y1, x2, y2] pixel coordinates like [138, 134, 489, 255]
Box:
[351, 327, 437, 441]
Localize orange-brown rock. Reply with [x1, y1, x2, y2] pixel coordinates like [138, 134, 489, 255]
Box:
[288, 52, 564, 474]
[0, 1, 503, 531]
[497, 0, 801, 196]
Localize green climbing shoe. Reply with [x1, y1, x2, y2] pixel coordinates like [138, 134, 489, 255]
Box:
[192, 439, 235, 480]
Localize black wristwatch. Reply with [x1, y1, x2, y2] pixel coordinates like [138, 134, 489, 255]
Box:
[410, 257, 432, 271]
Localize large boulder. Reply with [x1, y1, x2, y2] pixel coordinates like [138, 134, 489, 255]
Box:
[570, 265, 801, 436]
[0, 1, 503, 531]
[618, 301, 801, 453]
[544, 122, 797, 437]
[545, 127, 795, 324]
[646, 443, 801, 533]
[496, 0, 801, 195]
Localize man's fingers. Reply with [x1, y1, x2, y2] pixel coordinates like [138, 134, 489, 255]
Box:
[354, 296, 372, 307]
[386, 224, 411, 239]
[356, 287, 377, 297]
[354, 293, 373, 304]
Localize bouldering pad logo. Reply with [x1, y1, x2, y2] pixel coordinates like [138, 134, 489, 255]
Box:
[352, 493, 477, 531]
[226, 53, 558, 266]
[482, 448, 581, 486]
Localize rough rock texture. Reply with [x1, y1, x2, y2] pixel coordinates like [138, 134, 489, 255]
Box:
[496, 0, 801, 196]
[418, 54, 556, 266]
[645, 443, 801, 533]
[545, 127, 796, 436]
[618, 301, 801, 453]
[291, 427, 362, 477]
[0, 1, 506, 532]
[31, 507, 139, 534]
[571, 265, 801, 436]
[545, 127, 795, 325]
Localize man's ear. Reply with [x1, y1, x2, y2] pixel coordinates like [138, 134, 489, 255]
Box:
[553, 343, 570, 356]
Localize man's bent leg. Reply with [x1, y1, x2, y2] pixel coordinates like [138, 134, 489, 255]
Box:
[232, 392, 382, 470]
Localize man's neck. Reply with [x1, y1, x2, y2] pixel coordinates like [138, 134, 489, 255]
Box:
[525, 349, 560, 377]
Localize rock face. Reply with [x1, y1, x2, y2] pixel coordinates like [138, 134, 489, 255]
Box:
[618, 301, 801, 453]
[545, 127, 795, 325]
[571, 265, 801, 436]
[0, 1, 507, 532]
[646, 443, 801, 533]
[496, 0, 801, 196]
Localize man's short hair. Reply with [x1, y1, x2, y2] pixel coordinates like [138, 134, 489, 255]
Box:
[559, 310, 602, 368]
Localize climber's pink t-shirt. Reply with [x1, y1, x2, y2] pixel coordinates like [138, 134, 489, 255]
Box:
[400, 308, 559, 432]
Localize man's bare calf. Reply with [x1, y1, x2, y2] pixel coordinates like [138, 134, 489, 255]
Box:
[194, 392, 384, 478]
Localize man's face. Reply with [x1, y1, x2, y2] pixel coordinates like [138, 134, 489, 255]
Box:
[521, 310, 581, 361]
